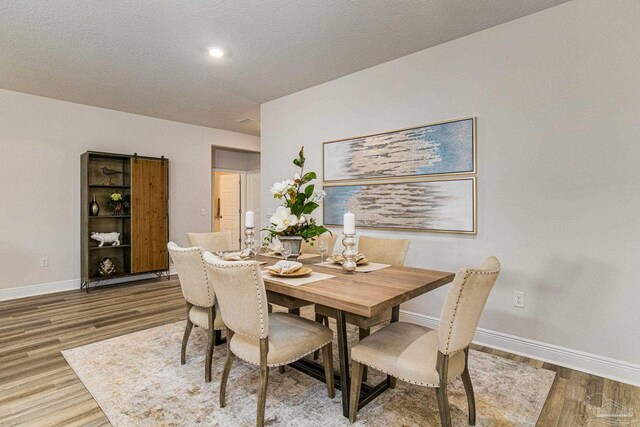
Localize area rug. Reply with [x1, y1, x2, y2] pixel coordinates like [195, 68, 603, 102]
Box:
[62, 313, 555, 426]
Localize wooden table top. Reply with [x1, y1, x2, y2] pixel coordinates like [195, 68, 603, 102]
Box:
[257, 254, 455, 318]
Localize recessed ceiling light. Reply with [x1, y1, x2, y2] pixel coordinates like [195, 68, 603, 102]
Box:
[208, 47, 225, 58]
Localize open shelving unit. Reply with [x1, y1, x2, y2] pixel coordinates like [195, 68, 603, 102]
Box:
[81, 151, 169, 292]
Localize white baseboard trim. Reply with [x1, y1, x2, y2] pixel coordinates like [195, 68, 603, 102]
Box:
[1, 268, 178, 302]
[399, 310, 640, 387]
[0, 279, 80, 301]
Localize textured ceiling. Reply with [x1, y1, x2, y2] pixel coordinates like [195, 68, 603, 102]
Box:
[0, 0, 570, 135]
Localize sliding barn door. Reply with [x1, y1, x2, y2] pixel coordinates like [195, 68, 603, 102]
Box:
[131, 158, 169, 273]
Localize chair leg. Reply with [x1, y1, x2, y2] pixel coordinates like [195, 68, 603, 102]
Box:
[205, 329, 215, 382]
[313, 313, 325, 360]
[257, 338, 269, 427]
[348, 361, 365, 423]
[435, 351, 451, 427]
[321, 343, 335, 398]
[461, 347, 476, 425]
[359, 328, 370, 382]
[288, 307, 300, 316]
[279, 365, 285, 374]
[268, 304, 273, 313]
[181, 319, 193, 365]
[219, 330, 235, 408]
[436, 385, 452, 427]
[389, 376, 397, 389]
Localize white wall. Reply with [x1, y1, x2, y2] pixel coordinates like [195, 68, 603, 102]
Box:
[0, 89, 259, 293]
[261, 0, 640, 381]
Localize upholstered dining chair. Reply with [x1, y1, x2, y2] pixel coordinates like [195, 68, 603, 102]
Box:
[313, 236, 410, 379]
[187, 231, 233, 253]
[203, 253, 335, 427]
[348, 256, 501, 426]
[167, 242, 226, 383]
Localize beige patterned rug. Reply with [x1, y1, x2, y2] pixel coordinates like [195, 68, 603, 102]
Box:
[62, 312, 555, 426]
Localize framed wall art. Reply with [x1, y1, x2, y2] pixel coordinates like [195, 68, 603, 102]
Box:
[322, 177, 476, 234]
[323, 117, 475, 182]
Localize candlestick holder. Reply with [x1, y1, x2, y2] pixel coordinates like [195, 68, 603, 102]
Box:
[341, 233, 357, 273]
[244, 227, 256, 257]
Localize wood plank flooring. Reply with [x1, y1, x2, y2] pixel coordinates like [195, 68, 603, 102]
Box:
[1, 277, 638, 426]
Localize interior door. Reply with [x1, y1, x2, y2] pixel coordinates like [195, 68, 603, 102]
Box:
[131, 158, 169, 273]
[219, 173, 241, 250]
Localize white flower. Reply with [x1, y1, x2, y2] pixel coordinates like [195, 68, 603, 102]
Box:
[308, 190, 326, 203]
[269, 180, 293, 197]
[298, 215, 307, 225]
[270, 206, 299, 232]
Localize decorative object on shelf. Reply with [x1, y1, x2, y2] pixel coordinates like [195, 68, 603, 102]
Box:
[90, 232, 121, 247]
[89, 194, 100, 216]
[323, 117, 475, 182]
[108, 192, 130, 216]
[341, 212, 357, 273]
[262, 146, 331, 259]
[98, 257, 116, 276]
[101, 166, 123, 185]
[324, 177, 476, 234]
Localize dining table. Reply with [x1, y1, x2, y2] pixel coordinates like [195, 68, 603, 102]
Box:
[257, 253, 455, 418]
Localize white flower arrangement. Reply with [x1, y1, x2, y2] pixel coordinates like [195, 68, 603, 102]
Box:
[263, 147, 330, 244]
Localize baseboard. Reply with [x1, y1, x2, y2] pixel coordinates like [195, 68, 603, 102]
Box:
[399, 310, 640, 387]
[1, 268, 178, 302]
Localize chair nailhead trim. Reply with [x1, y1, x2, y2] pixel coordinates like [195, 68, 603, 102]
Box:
[231, 339, 332, 368]
[350, 356, 463, 388]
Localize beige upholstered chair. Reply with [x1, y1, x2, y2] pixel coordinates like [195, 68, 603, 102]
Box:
[300, 234, 338, 256]
[167, 242, 225, 383]
[187, 231, 234, 253]
[348, 256, 501, 426]
[314, 236, 410, 374]
[203, 253, 335, 427]
[357, 235, 410, 267]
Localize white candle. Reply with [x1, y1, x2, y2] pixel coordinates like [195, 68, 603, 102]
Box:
[245, 211, 255, 228]
[343, 212, 355, 235]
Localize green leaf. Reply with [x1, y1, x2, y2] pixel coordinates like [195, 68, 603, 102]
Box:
[302, 201, 319, 214]
[301, 171, 316, 184]
[304, 184, 314, 198]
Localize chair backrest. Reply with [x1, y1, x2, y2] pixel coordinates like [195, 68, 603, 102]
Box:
[167, 241, 215, 307]
[187, 231, 233, 253]
[202, 252, 269, 339]
[437, 256, 501, 355]
[301, 234, 338, 255]
[357, 236, 410, 266]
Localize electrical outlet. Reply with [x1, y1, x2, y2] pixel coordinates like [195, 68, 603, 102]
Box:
[513, 291, 525, 308]
[40, 257, 48, 267]
[201, 209, 206, 216]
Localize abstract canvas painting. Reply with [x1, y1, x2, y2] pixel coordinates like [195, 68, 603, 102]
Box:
[323, 178, 475, 233]
[323, 118, 475, 182]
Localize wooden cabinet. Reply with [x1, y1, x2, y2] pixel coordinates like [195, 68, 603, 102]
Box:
[81, 151, 169, 291]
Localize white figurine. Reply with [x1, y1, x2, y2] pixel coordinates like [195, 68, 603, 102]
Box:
[90, 232, 120, 247]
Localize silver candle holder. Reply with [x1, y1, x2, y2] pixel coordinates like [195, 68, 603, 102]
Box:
[341, 234, 357, 273]
[244, 227, 256, 257]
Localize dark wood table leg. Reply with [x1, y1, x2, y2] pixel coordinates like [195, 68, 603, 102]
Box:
[336, 309, 350, 417]
[388, 305, 400, 387]
[391, 305, 400, 323]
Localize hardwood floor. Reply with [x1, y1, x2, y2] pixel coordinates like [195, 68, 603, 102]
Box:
[1, 277, 637, 426]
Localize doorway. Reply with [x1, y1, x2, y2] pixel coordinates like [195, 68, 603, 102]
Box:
[212, 147, 261, 250]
